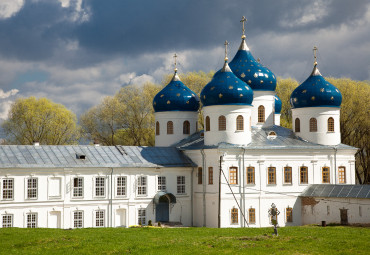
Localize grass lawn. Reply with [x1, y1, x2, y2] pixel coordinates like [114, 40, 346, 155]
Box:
[0, 226, 369, 254]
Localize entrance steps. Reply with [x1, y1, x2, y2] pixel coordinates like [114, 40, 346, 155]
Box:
[157, 221, 184, 228]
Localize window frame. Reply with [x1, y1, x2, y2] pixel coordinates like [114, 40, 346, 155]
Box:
[295, 118, 300, 132]
[158, 176, 166, 191]
[300, 166, 308, 184]
[167, 121, 174, 134]
[183, 120, 190, 135]
[72, 177, 84, 198]
[95, 210, 105, 227]
[205, 116, 210, 131]
[177, 176, 186, 194]
[116, 176, 127, 197]
[327, 117, 334, 132]
[2, 214, 13, 228]
[26, 178, 38, 200]
[246, 167, 255, 185]
[236, 115, 244, 131]
[156, 121, 160, 136]
[310, 118, 317, 132]
[2, 178, 14, 200]
[249, 208, 256, 224]
[267, 167, 276, 185]
[338, 166, 346, 184]
[286, 207, 293, 223]
[198, 167, 203, 185]
[138, 209, 146, 225]
[137, 176, 147, 196]
[26, 213, 37, 228]
[322, 167, 330, 184]
[258, 105, 265, 123]
[95, 177, 106, 197]
[73, 211, 83, 228]
[229, 167, 238, 185]
[208, 167, 213, 185]
[218, 115, 226, 131]
[284, 166, 292, 185]
[231, 208, 238, 224]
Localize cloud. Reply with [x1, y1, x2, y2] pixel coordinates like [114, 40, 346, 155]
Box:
[0, 89, 19, 99]
[0, 0, 24, 19]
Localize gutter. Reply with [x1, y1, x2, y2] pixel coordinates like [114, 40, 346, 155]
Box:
[191, 166, 195, 226]
[201, 149, 206, 227]
[110, 168, 113, 227]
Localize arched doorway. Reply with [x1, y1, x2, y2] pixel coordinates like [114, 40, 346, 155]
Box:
[156, 195, 169, 222]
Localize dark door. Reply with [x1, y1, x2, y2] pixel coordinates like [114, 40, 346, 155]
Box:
[156, 196, 169, 222]
[340, 209, 348, 225]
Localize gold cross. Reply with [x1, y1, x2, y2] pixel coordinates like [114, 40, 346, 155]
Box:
[173, 53, 178, 71]
[240, 16, 247, 37]
[224, 40, 229, 61]
[313, 46, 318, 65]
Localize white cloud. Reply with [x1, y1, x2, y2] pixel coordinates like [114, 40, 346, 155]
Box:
[0, 89, 19, 99]
[0, 0, 24, 19]
[0, 88, 18, 120]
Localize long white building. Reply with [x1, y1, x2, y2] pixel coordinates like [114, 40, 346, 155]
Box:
[1, 19, 368, 229]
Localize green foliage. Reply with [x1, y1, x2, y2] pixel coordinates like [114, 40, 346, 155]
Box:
[2, 97, 80, 145]
[275, 78, 299, 129]
[0, 226, 369, 254]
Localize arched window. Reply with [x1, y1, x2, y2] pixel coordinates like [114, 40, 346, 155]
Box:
[205, 116, 210, 131]
[236, 115, 244, 131]
[284, 166, 292, 184]
[322, 167, 330, 183]
[309, 118, 317, 132]
[183, 121, 190, 135]
[338, 166, 346, 184]
[229, 167, 238, 185]
[328, 117, 334, 132]
[268, 167, 276, 184]
[247, 167, 255, 184]
[231, 208, 238, 224]
[167, 121, 173, 134]
[218, 116, 226, 131]
[300, 166, 308, 184]
[286, 207, 293, 222]
[156, 121, 160, 136]
[258, 105, 265, 123]
[249, 208, 256, 224]
[295, 118, 300, 132]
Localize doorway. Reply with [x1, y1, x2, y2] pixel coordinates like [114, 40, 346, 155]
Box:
[48, 211, 61, 228]
[156, 195, 169, 222]
[340, 208, 348, 225]
[116, 209, 126, 227]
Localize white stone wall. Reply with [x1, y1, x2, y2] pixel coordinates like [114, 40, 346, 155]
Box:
[292, 107, 341, 145]
[0, 167, 192, 228]
[251, 91, 275, 127]
[302, 197, 370, 225]
[202, 105, 252, 146]
[274, 113, 281, 126]
[155, 111, 198, 147]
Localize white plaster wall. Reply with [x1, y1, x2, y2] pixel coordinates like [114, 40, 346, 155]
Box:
[292, 107, 341, 145]
[302, 197, 370, 225]
[155, 111, 198, 147]
[274, 113, 281, 126]
[203, 105, 252, 146]
[251, 91, 275, 127]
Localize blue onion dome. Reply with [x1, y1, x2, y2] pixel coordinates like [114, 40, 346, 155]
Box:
[153, 71, 200, 112]
[290, 63, 342, 109]
[274, 95, 282, 114]
[229, 37, 277, 91]
[200, 59, 254, 107]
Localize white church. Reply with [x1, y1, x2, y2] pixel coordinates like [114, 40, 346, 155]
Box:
[1, 18, 369, 229]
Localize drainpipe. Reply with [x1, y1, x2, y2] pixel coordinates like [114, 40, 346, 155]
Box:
[201, 149, 206, 227]
[110, 168, 113, 227]
[333, 147, 337, 184]
[218, 155, 223, 228]
[191, 166, 195, 226]
[242, 148, 246, 228]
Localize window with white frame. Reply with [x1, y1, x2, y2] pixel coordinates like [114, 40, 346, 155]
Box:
[95, 210, 105, 227]
[2, 214, 13, 228]
[27, 178, 38, 199]
[158, 176, 166, 191]
[116, 176, 126, 196]
[73, 177, 83, 198]
[177, 176, 185, 194]
[138, 209, 146, 225]
[2, 179, 14, 200]
[74, 211, 83, 228]
[27, 213, 37, 228]
[95, 177, 105, 197]
[137, 176, 147, 196]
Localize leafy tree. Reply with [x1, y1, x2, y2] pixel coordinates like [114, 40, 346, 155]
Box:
[275, 78, 299, 129]
[2, 97, 80, 145]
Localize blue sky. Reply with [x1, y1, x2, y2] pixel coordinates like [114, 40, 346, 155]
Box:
[0, 0, 369, 119]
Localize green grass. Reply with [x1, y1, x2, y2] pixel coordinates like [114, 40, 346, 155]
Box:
[0, 226, 369, 254]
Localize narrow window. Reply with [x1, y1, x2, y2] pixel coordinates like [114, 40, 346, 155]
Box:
[249, 208, 256, 224]
[328, 117, 334, 132]
[338, 167, 346, 184]
[229, 167, 238, 185]
[138, 209, 146, 225]
[236, 115, 244, 131]
[310, 118, 317, 132]
[2, 214, 13, 228]
[95, 210, 105, 227]
[218, 115, 226, 131]
[95, 177, 105, 197]
[2, 179, 14, 200]
[295, 118, 300, 132]
[158, 176, 166, 191]
[300, 166, 308, 184]
[208, 167, 213, 185]
[286, 207, 293, 222]
[327, 205, 330, 215]
[137, 176, 147, 196]
[258, 105, 265, 123]
[183, 120, 190, 134]
[167, 121, 174, 134]
[156, 121, 160, 135]
[268, 167, 276, 184]
[359, 206, 362, 217]
[231, 208, 238, 224]
[73, 177, 83, 198]
[27, 178, 38, 199]
[284, 167, 292, 184]
[177, 176, 185, 194]
[116, 176, 127, 196]
[247, 167, 255, 184]
[27, 213, 37, 228]
[205, 116, 210, 131]
[322, 167, 330, 183]
[73, 211, 83, 228]
[198, 167, 203, 185]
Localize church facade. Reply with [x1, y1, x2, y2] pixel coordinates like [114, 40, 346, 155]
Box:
[0, 19, 365, 229]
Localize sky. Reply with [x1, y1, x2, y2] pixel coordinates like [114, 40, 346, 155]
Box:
[0, 0, 369, 120]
